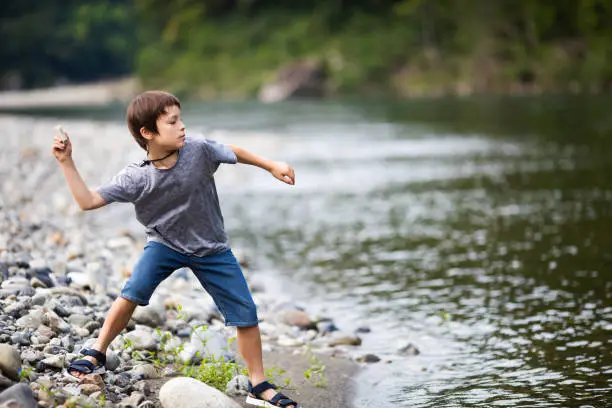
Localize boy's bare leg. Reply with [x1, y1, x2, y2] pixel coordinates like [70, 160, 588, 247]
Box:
[70, 296, 138, 378]
[238, 325, 295, 406]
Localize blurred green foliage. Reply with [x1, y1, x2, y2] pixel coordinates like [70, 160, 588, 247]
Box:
[1, 0, 611, 96]
[0, 0, 138, 88]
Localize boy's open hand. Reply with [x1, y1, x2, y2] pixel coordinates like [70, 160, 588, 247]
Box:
[269, 161, 295, 185]
[52, 130, 73, 163]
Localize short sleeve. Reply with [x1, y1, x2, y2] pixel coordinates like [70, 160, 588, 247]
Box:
[202, 138, 237, 165]
[96, 165, 143, 204]
[190, 134, 237, 173]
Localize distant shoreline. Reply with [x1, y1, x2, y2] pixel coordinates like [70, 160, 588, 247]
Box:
[0, 77, 139, 109]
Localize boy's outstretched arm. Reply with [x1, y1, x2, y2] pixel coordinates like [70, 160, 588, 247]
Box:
[228, 144, 295, 185]
[52, 132, 108, 211]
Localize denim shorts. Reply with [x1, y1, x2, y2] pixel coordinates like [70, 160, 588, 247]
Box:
[120, 241, 258, 327]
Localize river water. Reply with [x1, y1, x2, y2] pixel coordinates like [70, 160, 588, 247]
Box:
[10, 95, 612, 407]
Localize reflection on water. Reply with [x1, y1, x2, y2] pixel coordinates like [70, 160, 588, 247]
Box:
[15, 96, 612, 407]
[215, 97, 612, 407]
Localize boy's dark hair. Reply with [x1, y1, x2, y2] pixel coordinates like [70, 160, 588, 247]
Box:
[126, 90, 181, 151]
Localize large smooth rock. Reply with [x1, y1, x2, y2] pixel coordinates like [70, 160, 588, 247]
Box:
[159, 377, 241, 408]
[0, 345, 21, 381]
[0, 383, 37, 408]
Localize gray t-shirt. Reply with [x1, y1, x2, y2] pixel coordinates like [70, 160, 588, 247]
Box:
[97, 134, 237, 256]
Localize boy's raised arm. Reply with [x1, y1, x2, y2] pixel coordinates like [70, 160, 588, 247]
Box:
[52, 132, 107, 211]
[228, 144, 295, 185]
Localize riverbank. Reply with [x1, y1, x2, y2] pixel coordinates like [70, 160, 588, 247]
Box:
[0, 77, 139, 110]
[0, 114, 364, 407]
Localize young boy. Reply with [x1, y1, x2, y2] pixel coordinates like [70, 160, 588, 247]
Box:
[52, 90, 301, 408]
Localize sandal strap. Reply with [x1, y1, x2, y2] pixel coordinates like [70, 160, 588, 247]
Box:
[68, 359, 95, 374]
[81, 348, 106, 365]
[270, 393, 289, 404]
[250, 380, 277, 396]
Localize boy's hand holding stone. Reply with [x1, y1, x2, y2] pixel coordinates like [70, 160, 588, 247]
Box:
[52, 126, 73, 163]
[269, 161, 295, 185]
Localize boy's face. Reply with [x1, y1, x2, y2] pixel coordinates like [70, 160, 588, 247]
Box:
[146, 104, 186, 149]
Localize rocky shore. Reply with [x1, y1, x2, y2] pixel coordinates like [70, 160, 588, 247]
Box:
[0, 115, 383, 408]
[0, 78, 139, 110]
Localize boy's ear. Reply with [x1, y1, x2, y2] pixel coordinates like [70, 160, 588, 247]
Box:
[140, 127, 155, 140]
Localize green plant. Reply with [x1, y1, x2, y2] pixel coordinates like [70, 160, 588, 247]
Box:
[18, 366, 33, 381]
[96, 393, 106, 407]
[266, 366, 293, 389]
[302, 346, 327, 388]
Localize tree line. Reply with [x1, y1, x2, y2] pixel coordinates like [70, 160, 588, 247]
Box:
[1, 0, 611, 96]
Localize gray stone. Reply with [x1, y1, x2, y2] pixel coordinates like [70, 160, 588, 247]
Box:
[132, 307, 163, 328]
[20, 350, 43, 365]
[105, 351, 121, 371]
[356, 354, 381, 363]
[67, 314, 92, 328]
[84, 320, 101, 333]
[159, 377, 241, 408]
[225, 375, 249, 396]
[277, 309, 314, 330]
[74, 327, 89, 337]
[18, 287, 35, 297]
[30, 294, 47, 307]
[132, 381, 151, 396]
[130, 364, 159, 380]
[40, 355, 64, 370]
[0, 372, 14, 391]
[35, 325, 55, 339]
[0, 345, 21, 381]
[29, 278, 47, 289]
[30, 336, 49, 345]
[79, 383, 102, 396]
[118, 392, 145, 408]
[0, 383, 37, 408]
[15, 310, 44, 330]
[316, 320, 339, 334]
[327, 332, 362, 347]
[398, 342, 420, 356]
[44, 310, 70, 333]
[60, 335, 74, 352]
[115, 373, 131, 388]
[123, 329, 157, 351]
[0, 278, 28, 292]
[48, 287, 87, 305]
[4, 300, 31, 316]
[9, 333, 29, 347]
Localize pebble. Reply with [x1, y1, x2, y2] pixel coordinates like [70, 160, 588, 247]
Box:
[0, 344, 21, 380]
[398, 342, 420, 356]
[40, 355, 64, 370]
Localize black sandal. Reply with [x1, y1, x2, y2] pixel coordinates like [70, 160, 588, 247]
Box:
[64, 348, 107, 381]
[246, 380, 301, 408]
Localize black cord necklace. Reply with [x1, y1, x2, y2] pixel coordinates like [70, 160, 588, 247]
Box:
[140, 150, 177, 167]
